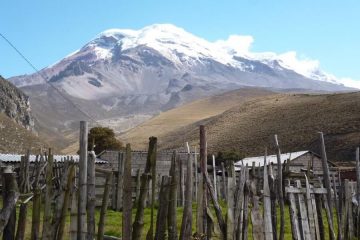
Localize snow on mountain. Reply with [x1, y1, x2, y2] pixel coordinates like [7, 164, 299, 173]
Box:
[54, 23, 354, 89]
[7, 23, 357, 149]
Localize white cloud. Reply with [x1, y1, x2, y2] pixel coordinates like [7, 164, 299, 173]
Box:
[214, 34, 360, 89]
[337, 78, 360, 89]
[214, 35, 254, 55]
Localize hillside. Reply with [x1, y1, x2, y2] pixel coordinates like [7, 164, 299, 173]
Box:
[0, 75, 34, 130]
[8, 24, 353, 153]
[158, 91, 360, 161]
[0, 113, 49, 153]
[119, 87, 276, 149]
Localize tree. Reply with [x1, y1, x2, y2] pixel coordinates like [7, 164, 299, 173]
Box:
[88, 127, 123, 154]
[214, 150, 243, 164]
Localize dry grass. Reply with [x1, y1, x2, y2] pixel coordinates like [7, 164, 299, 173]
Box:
[159, 91, 360, 161]
[119, 87, 275, 149]
[0, 113, 49, 153]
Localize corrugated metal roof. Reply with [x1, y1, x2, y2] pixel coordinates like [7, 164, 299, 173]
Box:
[0, 153, 107, 164]
[235, 150, 309, 167]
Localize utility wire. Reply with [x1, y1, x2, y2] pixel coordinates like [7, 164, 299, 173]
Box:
[0, 32, 98, 125]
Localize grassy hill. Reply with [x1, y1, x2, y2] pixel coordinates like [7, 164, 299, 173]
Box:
[157, 91, 360, 161]
[0, 113, 49, 153]
[119, 87, 275, 149]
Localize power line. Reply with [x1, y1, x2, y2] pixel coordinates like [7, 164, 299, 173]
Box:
[0, 32, 98, 125]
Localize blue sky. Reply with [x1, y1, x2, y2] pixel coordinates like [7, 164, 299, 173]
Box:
[1, 0, 359, 82]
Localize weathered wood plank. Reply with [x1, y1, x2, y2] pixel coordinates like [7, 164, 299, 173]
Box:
[154, 176, 170, 240]
[250, 181, 264, 240]
[319, 132, 336, 240]
[287, 182, 301, 240]
[132, 137, 156, 240]
[168, 151, 178, 240]
[78, 121, 88, 240]
[263, 153, 273, 240]
[179, 143, 194, 240]
[87, 150, 96, 240]
[274, 135, 285, 240]
[97, 172, 113, 240]
[227, 162, 236, 240]
[199, 125, 208, 239]
[123, 144, 132, 240]
[305, 176, 317, 240]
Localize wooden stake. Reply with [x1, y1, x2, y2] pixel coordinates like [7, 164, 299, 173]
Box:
[87, 150, 96, 240]
[146, 137, 157, 240]
[263, 151, 273, 240]
[0, 168, 19, 239]
[179, 142, 194, 240]
[194, 147, 198, 200]
[123, 144, 132, 240]
[168, 151, 178, 240]
[97, 172, 113, 240]
[42, 149, 54, 240]
[200, 125, 208, 238]
[57, 164, 76, 240]
[221, 162, 227, 200]
[212, 155, 218, 200]
[154, 176, 170, 240]
[132, 137, 156, 240]
[78, 121, 88, 240]
[319, 132, 336, 240]
[274, 135, 285, 240]
[116, 152, 124, 211]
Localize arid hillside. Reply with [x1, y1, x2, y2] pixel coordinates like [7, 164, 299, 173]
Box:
[119, 87, 276, 149]
[0, 113, 49, 153]
[159, 92, 360, 161]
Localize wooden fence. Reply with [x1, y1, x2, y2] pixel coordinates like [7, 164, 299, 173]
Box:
[1, 122, 360, 240]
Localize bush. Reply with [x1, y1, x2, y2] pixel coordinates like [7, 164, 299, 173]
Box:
[88, 127, 123, 154]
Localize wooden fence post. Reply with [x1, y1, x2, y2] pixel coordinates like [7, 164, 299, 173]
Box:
[234, 162, 246, 240]
[212, 155, 218, 201]
[295, 180, 311, 240]
[274, 135, 285, 240]
[250, 180, 264, 240]
[146, 137, 157, 240]
[78, 121, 88, 240]
[287, 180, 301, 240]
[116, 152, 124, 211]
[227, 161, 236, 240]
[42, 149, 54, 240]
[97, 171, 113, 240]
[200, 125, 208, 239]
[221, 162, 227, 201]
[179, 142, 194, 240]
[319, 132, 336, 240]
[154, 176, 170, 240]
[57, 163, 76, 240]
[194, 147, 198, 201]
[178, 155, 184, 207]
[87, 150, 96, 240]
[168, 151, 178, 240]
[263, 152, 273, 240]
[132, 137, 156, 240]
[123, 144, 132, 240]
[0, 167, 20, 239]
[356, 147, 360, 238]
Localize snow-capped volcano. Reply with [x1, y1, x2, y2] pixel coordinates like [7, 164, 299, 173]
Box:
[8, 24, 355, 141]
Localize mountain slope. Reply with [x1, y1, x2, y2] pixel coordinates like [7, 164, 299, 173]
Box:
[0, 76, 48, 153]
[0, 75, 34, 130]
[7, 24, 354, 150]
[0, 113, 48, 153]
[119, 87, 276, 149]
[159, 91, 360, 161]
